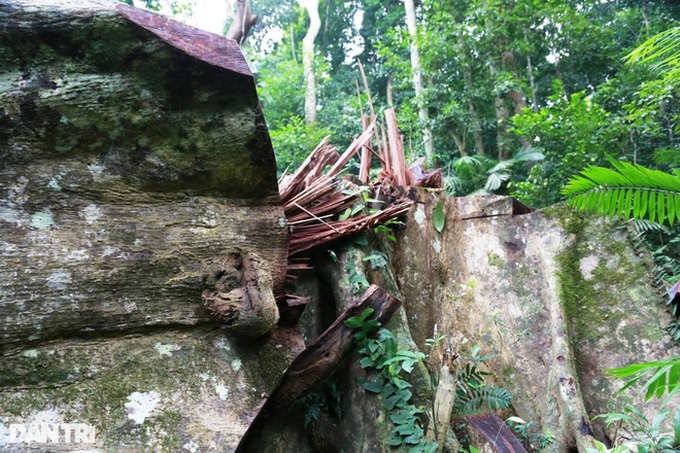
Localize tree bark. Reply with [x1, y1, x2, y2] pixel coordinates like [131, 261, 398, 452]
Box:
[404, 0, 434, 162]
[448, 128, 468, 156]
[226, 0, 258, 45]
[301, 0, 321, 125]
[0, 0, 288, 346]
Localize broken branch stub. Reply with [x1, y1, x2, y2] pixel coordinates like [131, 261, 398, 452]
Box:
[202, 251, 280, 338]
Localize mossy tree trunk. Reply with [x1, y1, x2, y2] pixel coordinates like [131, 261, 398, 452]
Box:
[0, 0, 288, 347]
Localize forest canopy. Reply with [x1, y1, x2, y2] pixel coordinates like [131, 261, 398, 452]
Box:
[129, 0, 679, 209]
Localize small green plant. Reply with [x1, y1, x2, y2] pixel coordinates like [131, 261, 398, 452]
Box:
[293, 380, 345, 427]
[344, 310, 437, 452]
[607, 357, 680, 403]
[433, 202, 446, 233]
[373, 217, 403, 244]
[453, 345, 512, 414]
[594, 406, 680, 453]
[587, 439, 633, 453]
[342, 247, 370, 295]
[506, 416, 556, 451]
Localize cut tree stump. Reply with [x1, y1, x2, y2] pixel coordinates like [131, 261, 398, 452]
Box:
[0, 0, 288, 345]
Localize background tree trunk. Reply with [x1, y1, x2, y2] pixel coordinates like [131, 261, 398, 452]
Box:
[226, 0, 258, 45]
[404, 0, 434, 161]
[301, 0, 321, 125]
[459, 31, 486, 157]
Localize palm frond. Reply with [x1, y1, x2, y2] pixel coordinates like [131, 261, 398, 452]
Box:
[484, 172, 510, 192]
[561, 156, 680, 226]
[654, 149, 680, 167]
[626, 26, 680, 74]
[454, 155, 482, 168]
[488, 160, 514, 174]
[513, 146, 545, 162]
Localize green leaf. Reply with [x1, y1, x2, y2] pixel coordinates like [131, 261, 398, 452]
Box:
[344, 317, 363, 329]
[403, 431, 424, 445]
[641, 190, 649, 220]
[338, 207, 352, 221]
[433, 202, 446, 233]
[386, 393, 406, 410]
[381, 382, 398, 399]
[351, 204, 366, 216]
[390, 411, 413, 425]
[634, 189, 642, 218]
[362, 380, 384, 393]
[624, 189, 633, 219]
[359, 356, 375, 368]
[668, 193, 677, 226]
[668, 363, 680, 394]
[387, 432, 403, 446]
[649, 190, 657, 223]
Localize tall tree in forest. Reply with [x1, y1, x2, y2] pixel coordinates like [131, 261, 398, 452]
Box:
[403, 0, 434, 161]
[226, 0, 258, 44]
[301, 0, 321, 125]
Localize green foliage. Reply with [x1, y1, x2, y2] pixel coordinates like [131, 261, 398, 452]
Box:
[344, 312, 436, 452]
[506, 417, 556, 452]
[627, 220, 680, 340]
[587, 439, 634, 453]
[452, 345, 512, 415]
[118, 0, 191, 17]
[626, 26, 680, 83]
[484, 146, 545, 193]
[268, 116, 332, 177]
[293, 380, 344, 427]
[561, 155, 680, 226]
[432, 202, 446, 233]
[373, 217, 402, 244]
[342, 246, 370, 295]
[606, 358, 680, 404]
[594, 406, 680, 453]
[510, 80, 626, 207]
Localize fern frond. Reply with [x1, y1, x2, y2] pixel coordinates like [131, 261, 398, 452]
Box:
[454, 384, 512, 414]
[631, 218, 670, 235]
[562, 156, 680, 226]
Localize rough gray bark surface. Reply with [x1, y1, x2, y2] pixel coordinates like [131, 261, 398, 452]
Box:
[0, 0, 288, 349]
[392, 194, 680, 451]
[0, 3, 292, 450]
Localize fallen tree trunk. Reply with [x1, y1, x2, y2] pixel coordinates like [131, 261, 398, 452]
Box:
[236, 284, 401, 452]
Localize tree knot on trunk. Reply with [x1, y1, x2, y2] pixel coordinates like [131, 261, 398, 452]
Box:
[201, 250, 279, 337]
